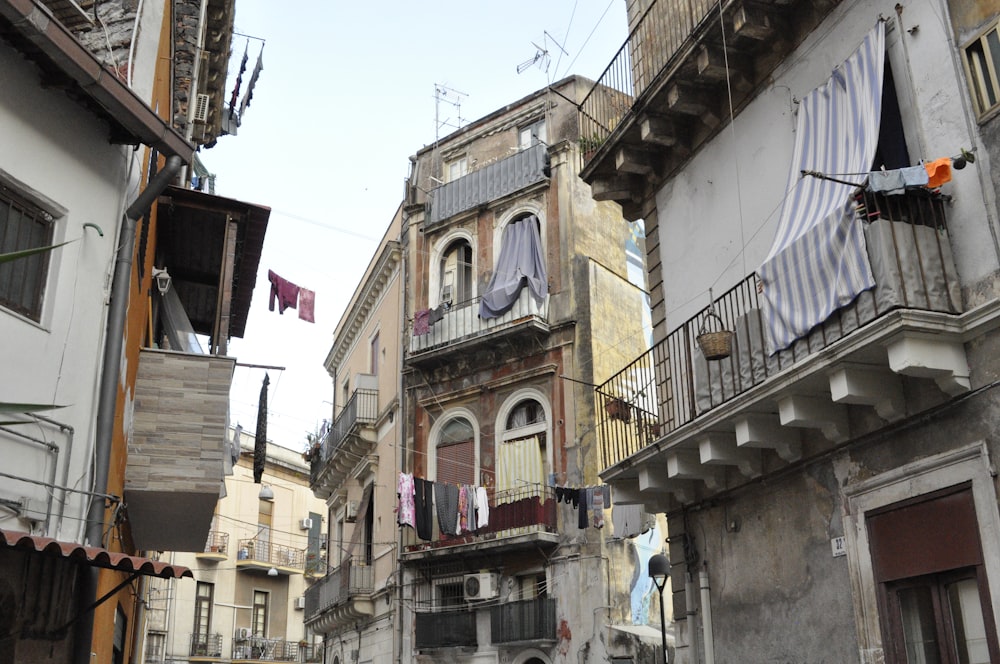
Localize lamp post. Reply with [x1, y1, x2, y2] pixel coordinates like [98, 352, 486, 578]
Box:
[648, 553, 670, 664]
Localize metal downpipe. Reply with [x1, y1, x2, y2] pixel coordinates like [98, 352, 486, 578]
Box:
[75, 154, 183, 664]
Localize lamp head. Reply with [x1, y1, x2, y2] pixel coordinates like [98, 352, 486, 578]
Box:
[259, 485, 274, 501]
[267, 567, 278, 577]
[648, 553, 670, 590]
[152, 268, 171, 296]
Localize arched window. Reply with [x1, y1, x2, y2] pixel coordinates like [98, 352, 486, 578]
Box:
[440, 239, 473, 305]
[496, 396, 550, 500]
[481, 213, 547, 319]
[436, 416, 475, 486]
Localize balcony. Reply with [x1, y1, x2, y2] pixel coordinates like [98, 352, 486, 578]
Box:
[424, 143, 549, 228]
[231, 636, 316, 662]
[196, 530, 229, 561]
[415, 610, 477, 650]
[578, 0, 841, 219]
[491, 597, 557, 645]
[311, 378, 378, 500]
[400, 486, 559, 562]
[303, 556, 375, 634]
[599, 190, 970, 504]
[189, 632, 223, 659]
[124, 349, 235, 551]
[408, 291, 549, 365]
[235, 538, 306, 575]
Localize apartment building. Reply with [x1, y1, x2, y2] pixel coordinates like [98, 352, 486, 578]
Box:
[0, 1, 268, 662]
[580, 0, 1000, 662]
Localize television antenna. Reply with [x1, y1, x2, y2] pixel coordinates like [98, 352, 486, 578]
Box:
[434, 83, 468, 140]
[516, 31, 569, 80]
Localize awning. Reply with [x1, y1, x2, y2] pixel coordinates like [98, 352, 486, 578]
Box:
[0, 529, 193, 579]
[609, 623, 675, 647]
[759, 22, 885, 352]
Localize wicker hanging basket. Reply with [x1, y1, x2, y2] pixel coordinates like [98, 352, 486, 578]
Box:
[697, 311, 734, 361]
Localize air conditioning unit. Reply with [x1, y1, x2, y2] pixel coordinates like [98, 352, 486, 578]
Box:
[235, 627, 251, 641]
[193, 93, 210, 122]
[299, 517, 313, 530]
[294, 596, 306, 610]
[463, 572, 499, 601]
[344, 500, 359, 523]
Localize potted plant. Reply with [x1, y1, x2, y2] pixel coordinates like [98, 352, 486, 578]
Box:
[605, 397, 631, 422]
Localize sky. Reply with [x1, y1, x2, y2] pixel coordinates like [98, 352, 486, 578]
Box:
[202, 2, 629, 451]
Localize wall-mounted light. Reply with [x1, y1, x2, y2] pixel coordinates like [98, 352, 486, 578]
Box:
[267, 567, 278, 577]
[152, 268, 171, 295]
[648, 553, 670, 664]
[259, 485, 274, 501]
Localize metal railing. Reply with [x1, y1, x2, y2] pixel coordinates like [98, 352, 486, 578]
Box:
[303, 556, 375, 619]
[313, 387, 378, 470]
[403, 485, 557, 551]
[414, 610, 477, 649]
[200, 530, 229, 555]
[598, 189, 959, 468]
[579, 0, 717, 167]
[236, 539, 306, 569]
[230, 636, 306, 661]
[409, 290, 549, 355]
[491, 597, 557, 644]
[189, 632, 223, 657]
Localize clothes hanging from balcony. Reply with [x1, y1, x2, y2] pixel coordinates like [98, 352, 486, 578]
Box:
[397, 472, 416, 528]
[479, 215, 548, 319]
[457, 485, 469, 534]
[578, 487, 590, 529]
[435, 482, 460, 536]
[867, 165, 928, 195]
[476, 486, 490, 529]
[414, 477, 434, 541]
[253, 374, 268, 484]
[924, 157, 952, 188]
[610, 504, 651, 539]
[268, 270, 299, 314]
[591, 486, 606, 529]
[759, 22, 886, 353]
[298, 288, 315, 323]
[429, 304, 448, 324]
[413, 309, 431, 335]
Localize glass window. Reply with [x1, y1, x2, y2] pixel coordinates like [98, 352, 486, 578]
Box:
[447, 157, 468, 182]
[965, 24, 1000, 117]
[193, 582, 214, 642]
[440, 239, 473, 304]
[0, 185, 55, 321]
[519, 120, 547, 149]
[252, 590, 268, 637]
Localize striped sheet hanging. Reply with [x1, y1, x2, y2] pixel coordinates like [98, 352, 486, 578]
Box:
[496, 435, 544, 502]
[759, 22, 885, 353]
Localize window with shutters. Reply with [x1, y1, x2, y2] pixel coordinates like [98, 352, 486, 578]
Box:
[868, 485, 1000, 664]
[964, 21, 1000, 119]
[435, 416, 476, 486]
[496, 392, 552, 496]
[0, 184, 56, 322]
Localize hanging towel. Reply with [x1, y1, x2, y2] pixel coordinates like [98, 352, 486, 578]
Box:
[397, 472, 415, 528]
[457, 486, 468, 534]
[476, 486, 490, 529]
[268, 270, 299, 314]
[414, 478, 434, 541]
[413, 309, 431, 336]
[925, 157, 952, 188]
[611, 504, 645, 539]
[298, 288, 315, 323]
[466, 485, 478, 531]
[868, 169, 906, 195]
[901, 165, 930, 188]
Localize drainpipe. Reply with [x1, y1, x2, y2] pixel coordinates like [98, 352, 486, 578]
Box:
[75, 154, 183, 664]
[699, 567, 715, 664]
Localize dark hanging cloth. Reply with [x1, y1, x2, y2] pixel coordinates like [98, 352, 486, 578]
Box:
[253, 374, 269, 483]
[238, 46, 264, 118]
[578, 487, 590, 530]
[479, 215, 548, 319]
[228, 42, 248, 120]
[414, 478, 434, 541]
[435, 483, 460, 536]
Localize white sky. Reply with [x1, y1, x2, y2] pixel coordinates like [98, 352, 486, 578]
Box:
[202, 1, 629, 451]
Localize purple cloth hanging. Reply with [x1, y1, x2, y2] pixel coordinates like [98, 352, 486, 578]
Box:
[479, 215, 548, 319]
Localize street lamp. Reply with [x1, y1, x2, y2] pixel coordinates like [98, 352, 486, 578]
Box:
[648, 553, 670, 664]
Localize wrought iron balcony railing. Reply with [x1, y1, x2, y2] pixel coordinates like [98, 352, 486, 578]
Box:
[491, 597, 557, 644]
[414, 609, 477, 649]
[189, 632, 223, 657]
[236, 539, 306, 570]
[409, 290, 549, 357]
[598, 189, 961, 469]
[303, 556, 375, 620]
[230, 635, 310, 661]
[199, 530, 229, 556]
[311, 385, 378, 471]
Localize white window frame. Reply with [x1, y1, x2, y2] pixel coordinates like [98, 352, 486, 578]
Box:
[429, 229, 476, 309]
[427, 407, 479, 484]
[446, 156, 468, 182]
[519, 119, 547, 149]
[842, 442, 1000, 663]
[963, 20, 1000, 119]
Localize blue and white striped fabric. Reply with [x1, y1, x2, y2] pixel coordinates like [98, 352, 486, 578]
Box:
[759, 22, 885, 353]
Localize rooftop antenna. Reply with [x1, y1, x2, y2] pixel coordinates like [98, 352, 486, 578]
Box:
[517, 31, 569, 82]
[434, 83, 468, 140]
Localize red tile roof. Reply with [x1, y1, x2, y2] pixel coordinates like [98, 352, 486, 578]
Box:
[0, 529, 193, 579]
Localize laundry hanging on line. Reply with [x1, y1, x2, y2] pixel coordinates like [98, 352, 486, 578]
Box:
[267, 269, 315, 323]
